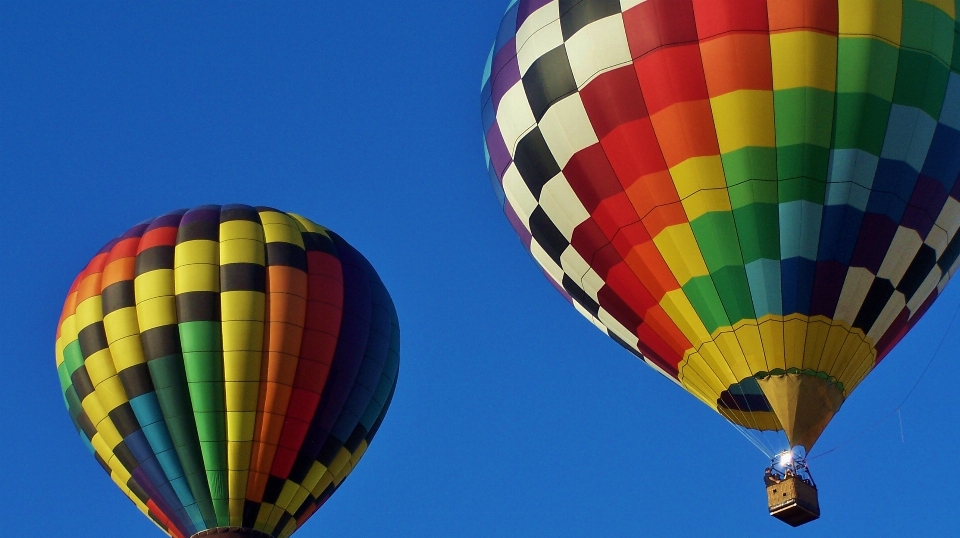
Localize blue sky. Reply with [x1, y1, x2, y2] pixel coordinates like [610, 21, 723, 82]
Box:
[2, 2, 959, 536]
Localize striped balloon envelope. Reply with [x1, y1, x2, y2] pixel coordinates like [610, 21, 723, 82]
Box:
[482, 0, 960, 456]
[55, 205, 399, 538]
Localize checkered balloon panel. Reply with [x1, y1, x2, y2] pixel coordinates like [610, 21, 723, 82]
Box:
[482, 0, 960, 431]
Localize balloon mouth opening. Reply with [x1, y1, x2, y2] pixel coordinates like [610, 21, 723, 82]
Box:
[190, 527, 276, 538]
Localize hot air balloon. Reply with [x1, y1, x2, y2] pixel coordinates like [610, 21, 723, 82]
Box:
[55, 205, 399, 538]
[481, 0, 960, 526]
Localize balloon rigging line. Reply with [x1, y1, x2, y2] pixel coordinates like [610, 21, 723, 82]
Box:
[810, 289, 960, 460]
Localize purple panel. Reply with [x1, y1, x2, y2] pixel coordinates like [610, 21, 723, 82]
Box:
[120, 222, 150, 240]
[179, 205, 222, 226]
[485, 124, 512, 178]
[147, 210, 187, 231]
[901, 175, 948, 236]
[96, 237, 121, 255]
[505, 201, 532, 248]
[518, 0, 555, 27]
[808, 260, 848, 317]
[849, 213, 898, 272]
[491, 48, 521, 109]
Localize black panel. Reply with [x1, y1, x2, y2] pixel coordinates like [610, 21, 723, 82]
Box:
[317, 437, 343, 468]
[176, 219, 220, 243]
[344, 424, 368, 453]
[560, 0, 622, 40]
[514, 127, 561, 199]
[938, 231, 960, 273]
[263, 475, 286, 504]
[220, 263, 266, 293]
[77, 410, 98, 440]
[102, 281, 135, 315]
[118, 362, 155, 399]
[562, 274, 600, 316]
[897, 244, 937, 300]
[71, 365, 96, 401]
[176, 291, 221, 322]
[220, 206, 261, 223]
[108, 402, 140, 438]
[302, 231, 337, 255]
[135, 246, 175, 276]
[266, 241, 308, 271]
[78, 322, 109, 358]
[853, 278, 896, 332]
[529, 206, 570, 265]
[140, 325, 183, 360]
[522, 45, 578, 121]
[94, 452, 111, 474]
[113, 440, 139, 471]
[128, 478, 150, 503]
[242, 499, 260, 529]
[717, 390, 773, 412]
[275, 513, 294, 535]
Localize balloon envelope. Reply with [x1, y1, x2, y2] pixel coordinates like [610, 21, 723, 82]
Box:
[482, 0, 960, 453]
[56, 205, 399, 538]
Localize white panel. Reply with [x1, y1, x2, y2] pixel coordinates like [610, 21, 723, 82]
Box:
[877, 227, 922, 283]
[867, 292, 906, 343]
[620, 0, 650, 11]
[598, 307, 637, 347]
[540, 172, 589, 238]
[501, 163, 539, 225]
[581, 267, 606, 303]
[496, 83, 537, 153]
[572, 299, 609, 332]
[929, 197, 960, 254]
[560, 244, 592, 282]
[834, 267, 875, 325]
[530, 240, 566, 285]
[537, 93, 600, 167]
[565, 14, 632, 87]
[518, 23, 564, 77]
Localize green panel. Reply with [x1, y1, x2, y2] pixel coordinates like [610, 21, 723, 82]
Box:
[711, 265, 757, 324]
[57, 362, 73, 392]
[62, 340, 85, 375]
[180, 321, 222, 353]
[902, 0, 955, 64]
[721, 146, 778, 186]
[728, 178, 778, 208]
[184, 351, 224, 383]
[732, 202, 781, 263]
[836, 37, 898, 99]
[953, 21, 960, 71]
[833, 93, 893, 154]
[683, 276, 730, 334]
[778, 175, 826, 204]
[690, 211, 744, 270]
[773, 87, 835, 147]
[893, 49, 951, 118]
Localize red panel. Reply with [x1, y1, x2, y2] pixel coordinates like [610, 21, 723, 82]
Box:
[634, 43, 710, 115]
[605, 262, 660, 315]
[642, 203, 689, 239]
[136, 225, 178, 252]
[597, 284, 643, 332]
[587, 243, 625, 281]
[624, 169, 682, 221]
[601, 119, 669, 185]
[105, 236, 141, 264]
[636, 322, 683, 370]
[591, 191, 641, 240]
[563, 143, 624, 213]
[613, 222, 681, 300]
[767, 0, 838, 34]
[643, 305, 693, 357]
[579, 65, 648, 139]
[693, 0, 769, 39]
[571, 219, 611, 263]
[700, 33, 774, 95]
[623, 0, 698, 58]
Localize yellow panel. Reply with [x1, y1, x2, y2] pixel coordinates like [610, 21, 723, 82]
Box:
[301, 461, 328, 492]
[782, 316, 808, 369]
[715, 330, 766, 376]
[827, 327, 869, 378]
[817, 323, 853, 374]
[76, 296, 104, 325]
[55, 337, 67, 367]
[103, 308, 141, 342]
[224, 381, 260, 411]
[81, 390, 108, 421]
[221, 291, 265, 323]
[135, 296, 177, 332]
[755, 317, 786, 371]
[802, 317, 831, 369]
[652, 224, 710, 284]
[333, 460, 354, 486]
[261, 211, 306, 246]
[732, 322, 768, 372]
[109, 335, 147, 370]
[264, 505, 286, 533]
[95, 375, 129, 412]
[254, 503, 274, 530]
[659, 290, 712, 344]
[838, 0, 903, 44]
[60, 313, 78, 342]
[288, 213, 329, 236]
[288, 485, 312, 514]
[278, 519, 298, 538]
[222, 322, 264, 354]
[669, 155, 727, 199]
[229, 496, 245, 526]
[919, 0, 955, 17]
[710, 90, 776, 153]
[96, 420, 123, 450]
[220, 219, 264, 242]
[679, 353, 729, 396]
[174, 263, 219, 293]
[310, 470, 334, 497]
[134, 269, 175, 302]
[680, 191, 732, 221]
[678, 368, 719, 408]
[350, 439, 369, 464]
[174, 239, 219, 267]
[276, 481, 299, 512]
[220, 239, 266, 265]
[700, 339, 751, 382]
[770, 31, 838, 91]
[84, 349, 116, 385]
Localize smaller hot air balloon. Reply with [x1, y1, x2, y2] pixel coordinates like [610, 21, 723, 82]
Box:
[55, 205, 399, 538]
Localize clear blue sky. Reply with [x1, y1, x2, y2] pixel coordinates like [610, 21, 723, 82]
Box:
[2, 2, 958, 536]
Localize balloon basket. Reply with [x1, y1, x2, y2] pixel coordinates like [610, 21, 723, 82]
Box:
[190, 528, 276, 538]
[766, 476, 820, 527]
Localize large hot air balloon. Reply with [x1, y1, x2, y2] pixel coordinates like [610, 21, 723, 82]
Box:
[55, 205, 399, 538]
[482, 0, 960, 525]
